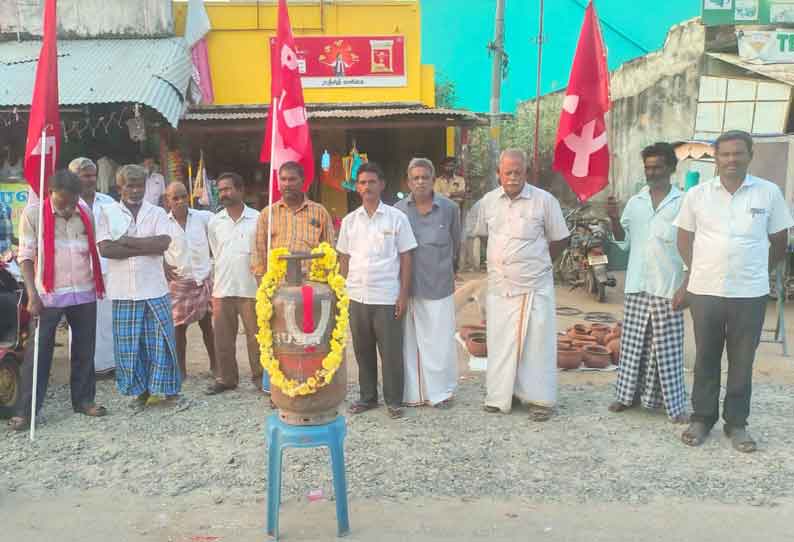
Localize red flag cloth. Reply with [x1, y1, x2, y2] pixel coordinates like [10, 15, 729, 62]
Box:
[260, 0, 315, 201]
[41, 199, 105, 298]
[23, 0, 60, 196]
[552, 1, 610, 203]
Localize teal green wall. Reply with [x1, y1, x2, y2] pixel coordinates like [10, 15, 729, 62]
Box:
[421, 0, 700, 112]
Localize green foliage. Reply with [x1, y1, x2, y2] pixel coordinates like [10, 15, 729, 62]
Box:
[466, 93, 564, 186]
[435, 73, 458, 109]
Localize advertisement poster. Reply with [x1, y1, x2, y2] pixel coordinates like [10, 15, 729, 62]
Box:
[739, 29, 794, 63]
[271, 35, 407, 88]
[771, 1, 794, 22]
[704, 0, 732, 9]
[735, 0, 759, 19]
[0, 183, 28, 234]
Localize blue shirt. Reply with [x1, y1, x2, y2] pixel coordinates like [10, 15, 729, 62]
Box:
[0, 201, 12, 254]
[615, 185, 684, 299]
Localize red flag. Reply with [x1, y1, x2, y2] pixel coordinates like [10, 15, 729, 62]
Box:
[23, 0, 60, 197]
[260, 0, 315, 201]
[552, 1, 610, 203]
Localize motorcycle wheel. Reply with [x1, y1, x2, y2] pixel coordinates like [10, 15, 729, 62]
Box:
[0, 353, 21, 418]
[588, 268, 607, 303]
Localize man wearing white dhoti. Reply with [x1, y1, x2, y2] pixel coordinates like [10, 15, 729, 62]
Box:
[474, 149, 569, 421]
[70, 157, 117, 376]
[395, 158, 461, 408]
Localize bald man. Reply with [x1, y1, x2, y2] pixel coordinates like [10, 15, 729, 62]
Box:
[474, 149, 570, 420]
[163, 183, 217, 378]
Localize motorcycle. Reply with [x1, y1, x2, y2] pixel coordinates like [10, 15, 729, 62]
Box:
[0, 254, 29, 418]
[555, 206, 617, 303]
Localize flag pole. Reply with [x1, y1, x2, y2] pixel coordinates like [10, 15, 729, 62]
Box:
[266, 97, 279, 260]
[532, 0, 545, 185]
[29, 127, 47, 441]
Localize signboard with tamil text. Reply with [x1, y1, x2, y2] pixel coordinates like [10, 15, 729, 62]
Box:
[270, 35, 407, 88]
[702, 0, 794, 26]
[0, 182, 29, 235]
[738, 29, 794, 63]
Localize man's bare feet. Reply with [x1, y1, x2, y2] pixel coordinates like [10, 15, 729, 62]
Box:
[724, 426, 757, 453]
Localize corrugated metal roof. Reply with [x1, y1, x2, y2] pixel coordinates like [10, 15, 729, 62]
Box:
[0, 38, 192, 127]
[182, 104, 483, 124]
[707, 52, 794, 87]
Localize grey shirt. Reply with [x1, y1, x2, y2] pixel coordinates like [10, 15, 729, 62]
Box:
[395, 193, 461, 300]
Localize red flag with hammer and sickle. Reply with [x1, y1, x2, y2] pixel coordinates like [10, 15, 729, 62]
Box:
[553, 0, 610, 203]
[23, 0, 60, 197]
[260, 0, 315, 201]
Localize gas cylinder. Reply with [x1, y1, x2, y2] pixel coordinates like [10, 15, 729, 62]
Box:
[270, 253, 346, 425]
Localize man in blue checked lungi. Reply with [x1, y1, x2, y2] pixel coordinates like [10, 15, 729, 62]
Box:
[96, 164, 186, 412]
[606, 143, 689, 424]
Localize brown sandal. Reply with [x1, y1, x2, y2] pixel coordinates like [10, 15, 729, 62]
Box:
[528, 406, 553, 422]
[8, 416, 29, 431]
[348, 401, 378, 415]
[681, 421, 710, 447]
[76, 404, 107, 417]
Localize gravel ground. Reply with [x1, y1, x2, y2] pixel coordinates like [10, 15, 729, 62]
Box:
[3, 274, 794, 511]
[2, 371, 793, 508]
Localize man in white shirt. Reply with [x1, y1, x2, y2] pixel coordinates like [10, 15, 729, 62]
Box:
[207, 172, 261, 395]
[69, 157, 117, 377]
[142, 155, 167, 207]
[474, 149, 570, 420]
[606, 143, 688, 423]
[337, 162, 417, 419]
[164, 182, 216, 379]
[97, 164, 185, 412]
[675, 130, 794, 453]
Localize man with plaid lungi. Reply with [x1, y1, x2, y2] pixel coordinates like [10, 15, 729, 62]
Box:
[607, 143, 688, 423]
[97, 164, 186, 412]
[163, 182, 216, 379]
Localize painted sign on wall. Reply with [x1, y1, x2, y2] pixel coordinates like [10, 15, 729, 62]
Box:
[270, 35, 407, 88]
[703, 0, 794, 26]
[0, 183, 29, 234]
[739, 29, 794, 63]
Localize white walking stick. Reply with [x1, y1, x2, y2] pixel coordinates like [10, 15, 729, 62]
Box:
[30, 127, 48, 441]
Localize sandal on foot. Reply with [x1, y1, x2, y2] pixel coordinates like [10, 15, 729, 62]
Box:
[670, 414, 690, 425]
[608, 401, 631, 413]
[528, 406, 553, 422]
[76, 404, 107, 417]
[482, 405, 502, 414]
[724, 426, 757, 453]
[387, 406, 404, 419]
[8, 416, 29, 431]
[348, 401, 377, 415]
[434, 398, 453, 409]
[681, 421, 710, 447]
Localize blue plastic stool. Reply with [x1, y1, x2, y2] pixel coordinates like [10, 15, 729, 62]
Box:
[265, 414, 350, 539]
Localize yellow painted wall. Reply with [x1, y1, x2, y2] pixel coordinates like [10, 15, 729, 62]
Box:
[173, 1, 435, 107]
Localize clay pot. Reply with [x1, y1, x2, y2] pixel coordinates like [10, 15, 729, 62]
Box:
[557, 338, 573, 350]
[466, 331, 487, 357]
[583, 344, 612, 369]
[589, 323, 610, 345]
[460, 324, 486, 341]
[557, 346, 582, 370]
[606, 338, 620, 365]
[567, 324, 590, 338]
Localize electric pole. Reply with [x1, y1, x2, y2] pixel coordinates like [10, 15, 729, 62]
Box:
[488, 0, 505, 190]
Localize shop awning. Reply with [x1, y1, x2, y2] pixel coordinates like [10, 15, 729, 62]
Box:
[0, 38, 192, 127]
[706, 52, 794, 87]
[181, 103, 485, 127]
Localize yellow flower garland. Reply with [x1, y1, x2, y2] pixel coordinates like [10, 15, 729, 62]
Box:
[255, 243, 350, 398]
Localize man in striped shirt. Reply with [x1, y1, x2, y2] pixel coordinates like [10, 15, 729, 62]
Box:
[252, 161, 335, 280]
